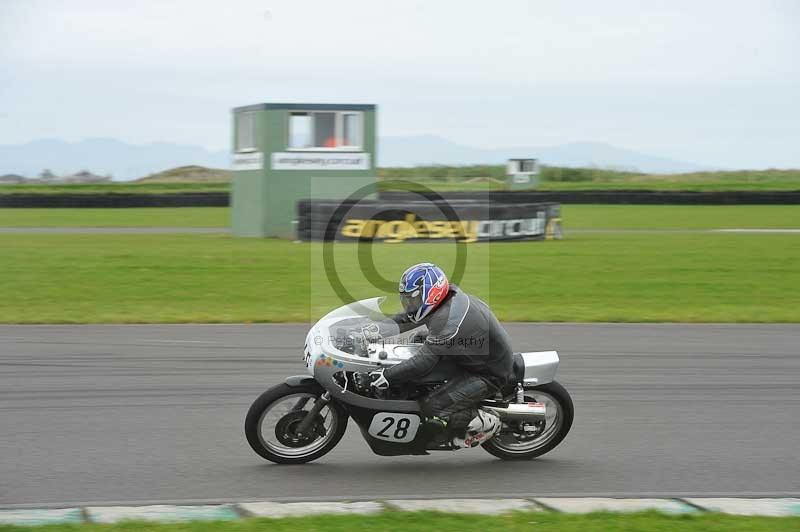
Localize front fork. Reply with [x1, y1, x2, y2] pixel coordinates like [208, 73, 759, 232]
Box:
[294, 391, 331, 438]
[291, 397, 310, 411]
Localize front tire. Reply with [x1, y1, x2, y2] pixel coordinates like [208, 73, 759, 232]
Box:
[245, 382, 348, 464]
[482, 380, 574, 460]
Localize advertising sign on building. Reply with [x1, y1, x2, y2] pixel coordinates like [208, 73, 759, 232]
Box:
[232, 152, 264, 171]
[271, 152, 371, 171]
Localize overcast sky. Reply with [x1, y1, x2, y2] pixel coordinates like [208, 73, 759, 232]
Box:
[1, 0, 798, 168]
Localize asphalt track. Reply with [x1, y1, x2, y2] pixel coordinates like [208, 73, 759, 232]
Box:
[2, 227, 800, 234]
[1, 324, 798, 507]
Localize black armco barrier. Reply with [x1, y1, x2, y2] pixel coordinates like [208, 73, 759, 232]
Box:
[297, 199, 562, 242]
[0, 192, 229, 208]
[1, 190, 799, 207]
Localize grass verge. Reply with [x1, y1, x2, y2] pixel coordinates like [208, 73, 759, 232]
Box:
[563, 205, 800, 229]
[0, 511, 798, 532]
[0, 208, 229, 227]
[2, 232, 798, 323]
[380, 166, 800, 192]
[1, 205, 799, 229]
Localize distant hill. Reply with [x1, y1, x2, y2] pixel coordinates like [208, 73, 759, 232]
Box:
[0, 138, 228, 180]
[136, 165, 231, 183]
[0, 136, 713, 179]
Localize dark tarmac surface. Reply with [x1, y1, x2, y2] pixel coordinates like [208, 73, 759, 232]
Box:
[1, 323, 798, 507]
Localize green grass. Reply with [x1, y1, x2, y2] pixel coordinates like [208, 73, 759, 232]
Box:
[1, 511, 797, 532]
[535, 180, 800, 191]
[563, 205, 800, 229]
[540, 168, 800, 191]
[0, 208, 230, 227]
[2, 231, 799, 323]
[2, 205, 799, 229]
[379, 167, 800, 191]
[385, 176, 800, 192]
[3, 167, 800, 193]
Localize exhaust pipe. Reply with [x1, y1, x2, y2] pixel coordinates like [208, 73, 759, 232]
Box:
[483, 402, 546, 422]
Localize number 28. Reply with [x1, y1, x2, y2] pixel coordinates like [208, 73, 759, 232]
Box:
[377, 416, 411, 439]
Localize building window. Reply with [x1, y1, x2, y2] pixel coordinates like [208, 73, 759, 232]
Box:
[342, 113, 362, 147]
[507, 158, 540, 175]
[236, 112, 256, 152]
[519, 159, 537, 173]
[288, 111, 363, 150]
[313, 112, 337, 148]
[288, 113, 312, 149]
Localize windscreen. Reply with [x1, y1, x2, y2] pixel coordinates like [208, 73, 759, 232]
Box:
[314, 297, 403, 356]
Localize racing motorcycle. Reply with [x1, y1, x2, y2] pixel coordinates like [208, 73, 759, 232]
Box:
[245, 297, 574, 464]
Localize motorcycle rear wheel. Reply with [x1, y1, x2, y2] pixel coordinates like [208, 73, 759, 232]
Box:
[245, 382, 348, 464]
[482, 380, 574, 460]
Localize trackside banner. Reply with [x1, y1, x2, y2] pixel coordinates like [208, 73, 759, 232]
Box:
[297, 200, 561, 242]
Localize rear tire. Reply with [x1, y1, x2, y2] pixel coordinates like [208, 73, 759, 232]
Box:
[245, 382, 348, 464]
[482, 380, 574, 460]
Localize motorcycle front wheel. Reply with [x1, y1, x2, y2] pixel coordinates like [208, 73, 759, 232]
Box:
[245, 382, 348, 464]
[482, 380, 574, 460]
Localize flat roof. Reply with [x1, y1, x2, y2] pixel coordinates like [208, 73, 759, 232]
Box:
[233, 103, 376, 112]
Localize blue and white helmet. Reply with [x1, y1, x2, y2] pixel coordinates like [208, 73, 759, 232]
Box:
[398, 263, 450, 323]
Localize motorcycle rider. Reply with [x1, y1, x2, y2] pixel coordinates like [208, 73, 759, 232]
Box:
[357, 263, 515, 448]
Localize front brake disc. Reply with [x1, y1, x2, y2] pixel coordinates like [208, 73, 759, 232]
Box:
[274, 410, 325, 447]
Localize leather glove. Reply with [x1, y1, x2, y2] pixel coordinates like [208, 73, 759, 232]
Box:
[368, 369, 389, 390]
[355, 369, 389, 391]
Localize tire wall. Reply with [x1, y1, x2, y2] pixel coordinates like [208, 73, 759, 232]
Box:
[296, 200, 562, 242]
[0, 193, 229, 208]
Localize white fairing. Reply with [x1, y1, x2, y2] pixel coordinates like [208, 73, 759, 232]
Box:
[519, 351, 559, 385]
[304, 297, 407, 377]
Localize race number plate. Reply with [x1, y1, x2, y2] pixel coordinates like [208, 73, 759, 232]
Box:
[367, 412, 421, 443]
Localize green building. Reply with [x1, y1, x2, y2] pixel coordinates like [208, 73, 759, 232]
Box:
[231, 103, 378, 238]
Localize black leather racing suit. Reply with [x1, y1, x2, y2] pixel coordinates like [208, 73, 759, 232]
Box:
[380, 285, 515, 437]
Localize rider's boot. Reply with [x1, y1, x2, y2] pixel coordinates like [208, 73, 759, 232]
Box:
[451, 409, 501, 449]
[420, 416, 450, 448]
[411, 416, 450, 453]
